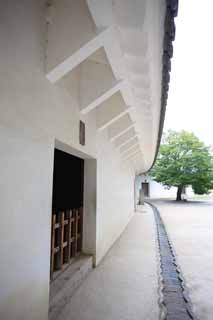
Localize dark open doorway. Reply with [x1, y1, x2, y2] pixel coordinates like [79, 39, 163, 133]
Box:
[142, 182, 149, 197]
[50, 149, 84, 279]
[52, 149, 84, 212]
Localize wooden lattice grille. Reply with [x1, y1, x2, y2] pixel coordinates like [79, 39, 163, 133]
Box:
[50, 208, 83, 279]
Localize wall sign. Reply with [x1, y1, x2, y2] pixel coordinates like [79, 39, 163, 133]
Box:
[79, 120, 85, 146]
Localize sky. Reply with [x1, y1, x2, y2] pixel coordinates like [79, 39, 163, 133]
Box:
[164, 0, 213, 146]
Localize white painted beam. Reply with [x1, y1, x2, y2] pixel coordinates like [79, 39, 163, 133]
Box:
[120, 137, 139, 153]
[133, 90, 151, 102]
[110, 123, 135, 142]
[114, 127, 136, 146]
[98, 106, 133, 131]
[124, 53, 149, 74]
[116, 134, 139, 149]
[96, 93, 133, 131]
[121, 143, 139, 155]
[80, 79, 125, 114]
[123, 150, 141, 160]
[122, 144, 140, 157]
[46, 27, 113, 83]
[108, 114, 135, 141]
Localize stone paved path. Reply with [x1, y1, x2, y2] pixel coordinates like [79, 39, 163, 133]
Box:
[57, 205, 159, 320]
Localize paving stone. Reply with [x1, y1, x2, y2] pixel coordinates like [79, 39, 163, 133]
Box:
[163, 284, 182, 293]
[163, 278, 180, 287]
[167, 312, 192, 320]
[164, 295, 186, 306]
[161, 262, 177, 269]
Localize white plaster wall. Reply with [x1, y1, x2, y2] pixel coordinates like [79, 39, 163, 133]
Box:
[136, 175, 195, 199]
[136, 175, 178, 200]
[80, 57, 116, 111]
[96, 93, 127, 129]
[46, 0, 97, 72]
[149, 180, 178, 198]
[0, 127, 54, 320]
[136, 175, 207, 200]
[0, 1, 135, 319]
[96, 130, 134, 265]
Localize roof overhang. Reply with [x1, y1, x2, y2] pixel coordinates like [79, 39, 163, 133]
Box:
[45, 0, 179, 173]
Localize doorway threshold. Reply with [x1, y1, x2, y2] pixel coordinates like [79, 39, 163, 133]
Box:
[49, 254, 93, 320]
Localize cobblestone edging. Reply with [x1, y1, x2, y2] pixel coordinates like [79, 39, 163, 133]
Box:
[146, 202, 197, 320]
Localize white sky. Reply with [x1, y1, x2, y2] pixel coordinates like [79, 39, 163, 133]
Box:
[164, 0, 213, 146]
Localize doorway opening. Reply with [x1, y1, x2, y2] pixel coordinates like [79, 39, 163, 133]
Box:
[50, 148, 84, 280]
[142, 182, 150, 197]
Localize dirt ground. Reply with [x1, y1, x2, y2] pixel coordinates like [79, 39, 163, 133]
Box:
[152, 199, 213, 320]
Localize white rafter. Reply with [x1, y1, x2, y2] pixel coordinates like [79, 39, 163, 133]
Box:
[121, 143, 139, 155]
[80, 79, 126, 115]
[46, 27, 113, 83]
[116, 134, 139, 149]
[123, 150, 141, 160]
[98, 106, 133, 131]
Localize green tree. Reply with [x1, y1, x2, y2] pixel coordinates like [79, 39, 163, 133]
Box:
[151, 130, 213, 201]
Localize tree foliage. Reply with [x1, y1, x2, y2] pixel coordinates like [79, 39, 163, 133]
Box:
[151, 130, 213, 200]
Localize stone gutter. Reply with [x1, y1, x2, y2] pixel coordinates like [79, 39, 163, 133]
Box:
[146, 201, 198, 320]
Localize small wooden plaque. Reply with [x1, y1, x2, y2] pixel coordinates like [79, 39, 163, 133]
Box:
[79, 120, 85, 146]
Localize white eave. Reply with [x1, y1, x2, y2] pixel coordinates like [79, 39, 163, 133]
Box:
[45, 0, 178, 173]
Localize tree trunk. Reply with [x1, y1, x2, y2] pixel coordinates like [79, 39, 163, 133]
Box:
[176, 186, 183, 201]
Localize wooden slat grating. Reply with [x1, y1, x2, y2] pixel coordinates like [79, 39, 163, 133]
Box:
[50, 207, 83, 280]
